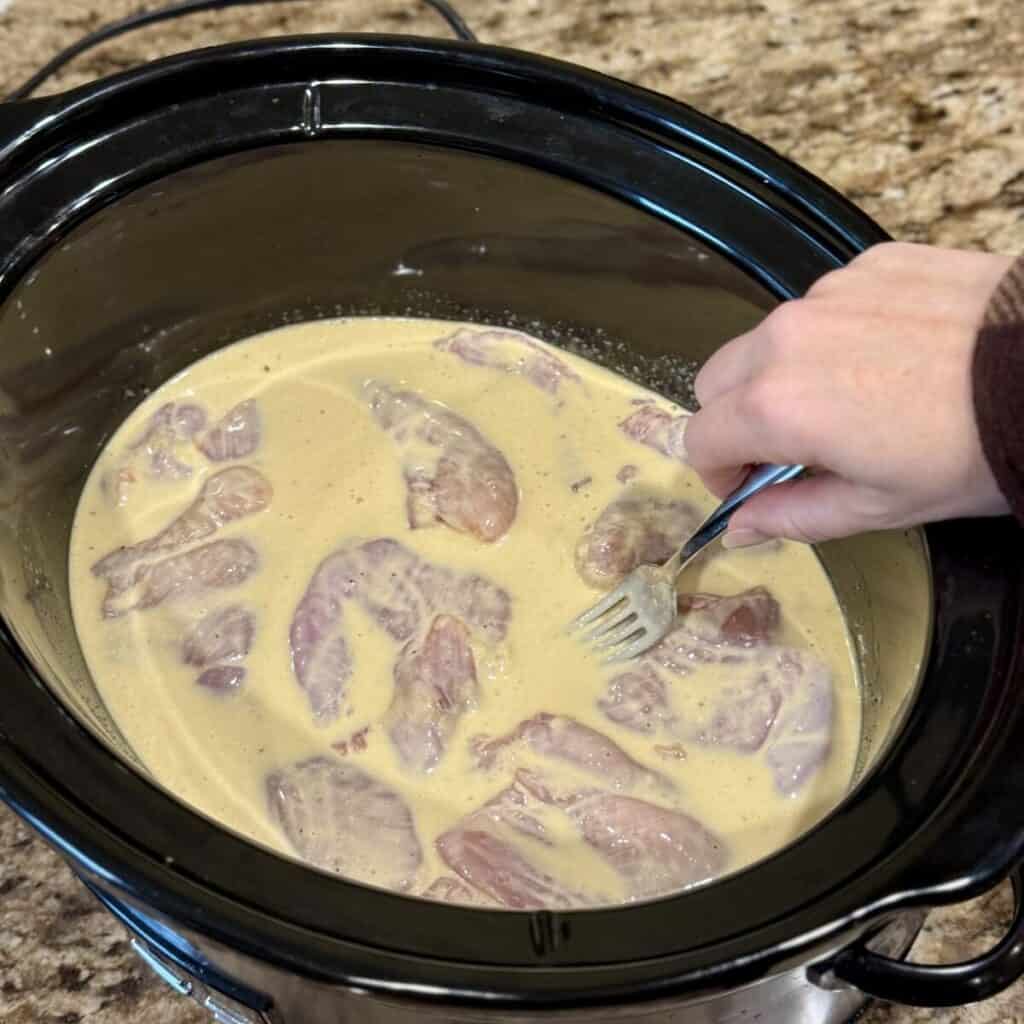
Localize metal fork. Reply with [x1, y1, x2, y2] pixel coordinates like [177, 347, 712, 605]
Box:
[570, 463, 804, 662]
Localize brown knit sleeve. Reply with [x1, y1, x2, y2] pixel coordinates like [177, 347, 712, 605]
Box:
[973, 255, 1024, 520]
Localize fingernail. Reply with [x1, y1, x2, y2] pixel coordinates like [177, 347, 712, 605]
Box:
[722, 528, 770, 549]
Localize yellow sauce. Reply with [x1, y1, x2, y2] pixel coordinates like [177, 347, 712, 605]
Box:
[68, 317, 861, 906]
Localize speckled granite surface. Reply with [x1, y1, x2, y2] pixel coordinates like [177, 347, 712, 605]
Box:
[1, 1, 1023, 1022]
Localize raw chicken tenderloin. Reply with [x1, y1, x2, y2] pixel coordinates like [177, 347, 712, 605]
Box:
[183, 604, 255, 693]
[434, 326, 581, 395]
[92, 465, 272, 605]
[575, 494, 700, 588]
[601, 589, 834, 794]
[435, 827, 583, 909]
[267, 756, 423, 891]
[366, 381, 518, 542]
[126, 401, 208, 482]
[474, 712, 672, 793]
[386, 614, 479, 773]
[196, 399, 262, 461]
[619, 404, 689, 463]
[102, 538, 260, 617]
[289, 538, 509, 723]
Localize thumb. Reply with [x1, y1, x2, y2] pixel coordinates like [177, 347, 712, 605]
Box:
[723, 474, 886, 545]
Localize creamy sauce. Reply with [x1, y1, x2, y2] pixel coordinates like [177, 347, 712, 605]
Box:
[69, 318, 861, 907]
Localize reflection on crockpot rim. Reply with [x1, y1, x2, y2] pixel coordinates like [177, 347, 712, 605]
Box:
[68, 317, 862, 909]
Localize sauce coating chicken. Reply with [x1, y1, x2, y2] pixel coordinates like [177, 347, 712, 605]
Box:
[70, 317, 860, 909]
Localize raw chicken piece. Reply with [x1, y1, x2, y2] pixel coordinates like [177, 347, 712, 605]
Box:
[422, 875, 467, 902]
[563, 791, 726, 900]
[197, 665, 246, 692]
[182, 605, 255, 667]
[674, 647, 832, 794]
[267, 757, 422, 890]
[471, 775, 553, 844]
[434, 774, 584, 908]
[643, 588, 781, 676]
[474, 713, 671, 793]
[336, 538, 437, 644]
[103, 538, 259, 617]
[762, 650, 834, 796]
[131, 402, 208, 447]
[677, 587, 781, 647]
[288, 591, 353, 725]
[598, 589, 780, 710]
[598, 664, 674, 734]
[409, 553, 511, 643]
[619, 405, 689, 463]
[421, 875, 496, 906]
[575, 495, 699, 588]
[695, 676, 782, 752]
[445, 770, 724, 906]
[386, 615, 478, 773]
[183, 604, 255, 694]
[436, 827, 581, 910]
[595, 585, 832, 794]
[366, 382, 518, 542]
[289, 538, 509, 723]
[92, 465, 272, 597]
[434, 327, 581, 395]
[127, 401, 208, 481]
[196, 399, 261, 461]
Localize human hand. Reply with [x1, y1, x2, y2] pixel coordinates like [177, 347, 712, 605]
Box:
[684, 242, 1014, 545]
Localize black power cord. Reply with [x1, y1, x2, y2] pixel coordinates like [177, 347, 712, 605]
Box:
[6, 0, 477, 102]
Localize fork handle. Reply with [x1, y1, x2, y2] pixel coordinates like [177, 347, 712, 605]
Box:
[672, 463, 805, 575]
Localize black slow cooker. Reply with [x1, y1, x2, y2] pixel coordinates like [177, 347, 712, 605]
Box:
[2, 6, 1024, 1023]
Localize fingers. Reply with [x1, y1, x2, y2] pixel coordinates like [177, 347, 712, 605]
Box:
[686, 243, 1014, 543]
[695, 287, 830, 417]
[695, 464, 750, 501]
[684, 385, 764, 495]
[723, 475, 887, 545]
[690, 303, 811, 496]
[686, 365, 818, 493]
[693, 327, 763, 406]
[694, 298, 800, 406]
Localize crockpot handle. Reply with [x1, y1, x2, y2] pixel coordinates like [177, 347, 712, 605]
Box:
[827, 867, 1024, 1007]
[5, 0, 477, 101]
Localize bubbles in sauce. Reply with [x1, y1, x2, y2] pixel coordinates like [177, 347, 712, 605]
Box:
[68, 318, 861, 909]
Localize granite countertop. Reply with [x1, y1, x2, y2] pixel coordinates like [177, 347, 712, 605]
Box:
[1, 1, 1023, 1022]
